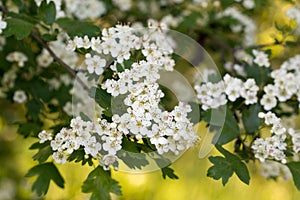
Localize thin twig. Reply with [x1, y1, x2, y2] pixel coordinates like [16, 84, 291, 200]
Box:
[0, 5, 8, 13]
[30, 30, 89, 91]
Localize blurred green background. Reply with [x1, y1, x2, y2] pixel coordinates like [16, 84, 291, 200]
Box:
[1, 0, 300, 199]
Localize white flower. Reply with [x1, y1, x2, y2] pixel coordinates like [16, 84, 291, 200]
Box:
[85, 54, 106, 75]
[263, 84, 278, 96]
[286, 7, 300, 25]
[65, 0, 106, 20]
[38, 130, 52, 143]
[242, 0, 255, 9]
[100, 154, 119, 170]
[13, 90, 27, 103]
[6, 52, 28, 67]
[271, 123, 286, 135]
[0, 13, 7, 34]
[37, 50, 53, 67]
[260, 161, 291, 181]
[263, 111, 280, 125]
[252, 50, 270, 67]
[52, 151, 67, 164]
[261, 94, 277, 111]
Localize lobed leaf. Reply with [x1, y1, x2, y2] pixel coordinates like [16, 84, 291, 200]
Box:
[25, 162, 64, 196]
[82, 166, 122, 200]
[38, 0, 56, 25]
[207, 145, 250, 185]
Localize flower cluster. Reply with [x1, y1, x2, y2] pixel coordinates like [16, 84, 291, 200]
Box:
[217, 7, 256, 45]
[288, 129, 300, 154]
[252, 49, 270, 67]
[34, 0, 106, 20]
[39, 24, 199, 170]
[286, 6, 300, 27]
[260, 160, 291, 181]
[194, 74, 259, 110]
[260, 55, 300, 110]
[65, 0, 106, 20]
[112, 0, 132, 11]
[251, 112, 288, 163]
[6, 51, 28, 67]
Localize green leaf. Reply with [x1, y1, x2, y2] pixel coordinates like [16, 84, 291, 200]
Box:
[207, 145, 250, 185]
[89, 86, 112, 117]
[38, 0, 56, 25]
[161, 166, 179, 180]
[25, 162, 65, 196]
[32, 144, 53, 164]
[207, 156, 233, 185]
[286, 162, 300, 190]
[202, 107, 240, 145]
[56, 18, 100, 38]
[3, 18, 34, 40]
[67, 149, 94, 166]
[82, 166, 122, 200]
[26, 99, 42, 122]
[118, 137, 150, 170]
[220, 0, 235, 8]
[118, 151, 149, 170]
[244, 61, 271, 85]
[17, 122, 40, 138]
[242, 104, 261, 134]
[41, 33, 57, 41]
[80, 112, 92, 122]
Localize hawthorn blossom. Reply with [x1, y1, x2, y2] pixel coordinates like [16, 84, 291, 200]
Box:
[252, 50, 270, 67]
[13, 90, 27, 103]
[0, 13, 7, 34]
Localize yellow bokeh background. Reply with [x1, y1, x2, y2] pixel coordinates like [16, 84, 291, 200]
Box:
[1, 0, 300, 199]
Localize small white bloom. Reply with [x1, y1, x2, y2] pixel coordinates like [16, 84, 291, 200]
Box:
[13, 90, 27, 103]
[0, 14, 7, 34]
[261, 94, 277, 111]
[6, 52, 28, 67]
[252, 50, 270, 67]
[53, 151, 67, 164]
[38, 130, 52, 143]
[85, 54, 106, 75]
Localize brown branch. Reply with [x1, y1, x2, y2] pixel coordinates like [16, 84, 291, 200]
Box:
[30, 30, 89, 91]
[0, 5, 8, 13]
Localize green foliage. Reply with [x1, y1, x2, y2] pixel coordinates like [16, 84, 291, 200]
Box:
[244, 61, 271, 86]
[89, 86, 112, 117]
[202, 107, 240, 145]
[56, 18, 100, 38]
[242, 104, 261, 134]
[118, 137, 149, 170]
[25, 162, 65, 196]
[31, 142, 53, 164]
[82, 166, 122, 200]
[37, 0, 56, 25]
[286, 162, 300, 190]
[161, 166, 179, 180]
[17, 122, 40, 138]
[26, 99, 42, 122]
[3, 18, 34, 40]
[67, 149, 94, 166]
[207, 145, 250, 185]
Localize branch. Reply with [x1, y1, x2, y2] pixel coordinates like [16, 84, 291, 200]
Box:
[30, 30, 89, 91]
[0, 5, 8, 13]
